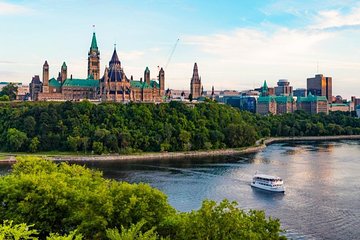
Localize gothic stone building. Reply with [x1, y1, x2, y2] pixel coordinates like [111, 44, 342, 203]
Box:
[36, 32, 165, 102]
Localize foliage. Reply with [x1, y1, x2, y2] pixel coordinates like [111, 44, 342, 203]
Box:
[0, 95, 10, 101]
[0, 157, 286, 239]
[6, 128, 28, 152]
[0, 101, 259, 153]
[106, 220, 159, 240]
[0, 220, 38, 240]
[160, 199, 286, 240]
[0, 83, 18, 101]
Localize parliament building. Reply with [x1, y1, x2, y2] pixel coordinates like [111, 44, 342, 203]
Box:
[34, 32, 165, 102]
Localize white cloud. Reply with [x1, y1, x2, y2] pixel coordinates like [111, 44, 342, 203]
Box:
[312, 7, 360, 30]
[0, 1, 31, 15]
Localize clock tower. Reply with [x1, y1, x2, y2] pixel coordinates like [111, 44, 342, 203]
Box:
[88, 32, 100, 80]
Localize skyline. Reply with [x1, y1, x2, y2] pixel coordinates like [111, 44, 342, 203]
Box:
[1, 0, 360, 98]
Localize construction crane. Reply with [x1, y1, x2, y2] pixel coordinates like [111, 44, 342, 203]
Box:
[164, 38, 180, 70]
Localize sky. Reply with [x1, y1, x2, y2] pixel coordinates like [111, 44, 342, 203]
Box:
[1, 0, 360, 98]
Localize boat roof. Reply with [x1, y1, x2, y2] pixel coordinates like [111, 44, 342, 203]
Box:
[254, 173, 282, 180]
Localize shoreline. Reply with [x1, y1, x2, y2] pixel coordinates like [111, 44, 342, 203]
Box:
[1, 135, 360, 163]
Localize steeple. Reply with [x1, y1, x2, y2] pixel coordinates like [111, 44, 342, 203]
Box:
[109, 47, 121, 67]
[261, 80, 269, 96]
[190, 62, 202, 99]
[90, 32, 98, 51]
[62, 62, 67, 70]
[191, 62, 200, 83]
[144, 66, 150, 85]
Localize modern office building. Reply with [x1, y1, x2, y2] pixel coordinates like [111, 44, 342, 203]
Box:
[307, 74, 332, 103]
[293, 88, 307, 98]
[274, 79, 293, 96]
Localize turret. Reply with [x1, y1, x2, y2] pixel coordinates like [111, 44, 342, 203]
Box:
[144, 67, 150, 85]
[42, 61, 49, 93]
[159, 67, 165, 96]
[61, 62, 67, 83]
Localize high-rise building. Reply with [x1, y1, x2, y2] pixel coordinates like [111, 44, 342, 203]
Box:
[293, 88, 307, 98]
[274, 79, 293, 96]
[88, 32, 100, 80]
[190, 63, 202, 99]
[307, 74, 332, 103]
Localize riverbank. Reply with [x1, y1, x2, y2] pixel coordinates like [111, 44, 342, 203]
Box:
[1, 135, 360, 163]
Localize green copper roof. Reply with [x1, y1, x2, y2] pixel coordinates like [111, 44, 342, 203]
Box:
[150, 80, 159, 88]
[90, 32, 98, 50]
[275, 95, 294, 103]
[257, 96, 276, 103]
[63, 78, 99, 88]
[130, 80, 152, 89]
[145, 67, 150, 72]
[330, 103, 348, 107]
[49, 78, 61, 87]
[298, 94, 328, 103]
[62, 62, 67, 69]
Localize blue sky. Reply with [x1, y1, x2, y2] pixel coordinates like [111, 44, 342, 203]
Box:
[1, 0, 360, 98]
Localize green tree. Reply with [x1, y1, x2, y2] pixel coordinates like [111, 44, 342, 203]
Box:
[0, 83, 18, 100]
[160, 200, 286, 240]
[0, 95, 10, 101]
[6, 128, 28, 151]
[92, 141, 104, 155]
[29, 137, 40, 153]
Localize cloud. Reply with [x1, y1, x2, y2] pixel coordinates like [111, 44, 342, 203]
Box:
[312, 7, 360, 30]
[0, 1, 31, 15]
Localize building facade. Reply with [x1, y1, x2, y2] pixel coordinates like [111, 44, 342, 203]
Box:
[307, 74, 332, 103]
[297, 93, 329, 114]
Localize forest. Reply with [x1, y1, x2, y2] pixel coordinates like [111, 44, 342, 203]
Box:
[0, 101, 360, 154]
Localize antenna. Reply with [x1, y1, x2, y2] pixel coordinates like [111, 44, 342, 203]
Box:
[317, 61, 319, 73]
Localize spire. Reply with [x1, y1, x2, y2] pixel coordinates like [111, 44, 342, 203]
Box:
[145, 66, 150, 73]
[43, 60, 48, 67]
[90, 32, 98, 51]
[62, 62, 67, 70]
[262, 80, 268, 91]
[191, 62, 200, 83]
[109, 48, 121, 67]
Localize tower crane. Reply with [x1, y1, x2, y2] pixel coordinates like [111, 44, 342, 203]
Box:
[164, 38, 180, 70]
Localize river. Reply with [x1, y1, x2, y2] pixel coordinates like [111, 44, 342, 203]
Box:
[1, 140, 359, 239]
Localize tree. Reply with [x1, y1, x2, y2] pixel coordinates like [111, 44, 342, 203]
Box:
[92, 141, 104, 155]
[0, 95, 10, 101]
[29, 137, 40, 153]
[0, 83, 18, 100]
[160, 199, 286, 240]
[6, 128, 28, 151]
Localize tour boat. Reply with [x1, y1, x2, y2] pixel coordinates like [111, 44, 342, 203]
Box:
[251, 172, 285, 193]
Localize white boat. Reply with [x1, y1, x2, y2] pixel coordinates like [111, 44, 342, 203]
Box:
[251, 172, 285, 193]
